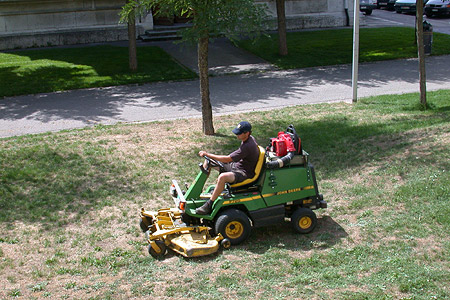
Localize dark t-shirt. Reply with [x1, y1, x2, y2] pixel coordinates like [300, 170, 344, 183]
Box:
[229, 135, 259, 178]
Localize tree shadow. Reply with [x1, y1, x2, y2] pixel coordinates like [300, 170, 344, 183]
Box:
[0, 143, 134, 226]
[253, 110, 449, 178]
[0, 45, 196, 98]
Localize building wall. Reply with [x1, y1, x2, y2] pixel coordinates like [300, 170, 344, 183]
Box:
[260, 0, 352, 30]
[0, 0, 152, 50]
[0, 0, 353, 50]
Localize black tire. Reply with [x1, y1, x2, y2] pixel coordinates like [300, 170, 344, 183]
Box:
[140, 217, 152, 232]
[291, 207, 317, 234]
[148, 240, 166, 258]
[215, 209, 252, 245]
[221, 238, 231, 249]
[365, 9, 372, 15]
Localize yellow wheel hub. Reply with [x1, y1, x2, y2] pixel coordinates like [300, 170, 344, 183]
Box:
[299, 216, 312, 229]
[225, 221, 244, 239]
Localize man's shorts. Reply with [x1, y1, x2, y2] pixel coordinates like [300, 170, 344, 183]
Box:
[223, 162, 248, 184]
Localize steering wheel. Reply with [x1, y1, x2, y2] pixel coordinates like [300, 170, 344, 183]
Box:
[203, 155, 225, 172]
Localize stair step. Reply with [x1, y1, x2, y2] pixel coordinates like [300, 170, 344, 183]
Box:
[144, 30, 179, 37]
[139, 34, 181, 42]
[139, 23, 191, 42]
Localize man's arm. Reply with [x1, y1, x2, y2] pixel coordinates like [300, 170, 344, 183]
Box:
[199, 151, 233, 163]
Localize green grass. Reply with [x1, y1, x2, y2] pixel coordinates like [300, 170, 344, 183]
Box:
[237, 27, 450, 69]
[0, 91, 449, 299]
[0, 45, 197, 97]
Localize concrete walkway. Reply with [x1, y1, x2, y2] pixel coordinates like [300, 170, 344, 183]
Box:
[1, 38, 450, 138]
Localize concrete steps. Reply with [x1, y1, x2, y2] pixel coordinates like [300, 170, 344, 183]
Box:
[139, 24, 191, 42]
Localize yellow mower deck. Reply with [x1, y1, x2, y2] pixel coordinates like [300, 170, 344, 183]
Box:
[141, 207, 227, 258]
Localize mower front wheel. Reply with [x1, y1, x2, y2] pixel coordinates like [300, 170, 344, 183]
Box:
[215, 209, 251, 245]
[291, 207, 317, 234]
[148, 240, 167, 258]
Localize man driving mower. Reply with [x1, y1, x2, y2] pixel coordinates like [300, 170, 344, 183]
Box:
[195, 121, 259, 215]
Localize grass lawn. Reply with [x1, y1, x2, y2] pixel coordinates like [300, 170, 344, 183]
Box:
[1, 91, 449, 299]
[237, 27, 450, 69]
[0, 45, 197, 98]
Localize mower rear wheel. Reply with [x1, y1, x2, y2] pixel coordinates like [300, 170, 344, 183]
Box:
[215, 209, 251, 245]
[148, 240, 166, 258]
[291, 207, 317, 234]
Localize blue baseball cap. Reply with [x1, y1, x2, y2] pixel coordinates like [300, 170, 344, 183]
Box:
[232, 121, 252, 135]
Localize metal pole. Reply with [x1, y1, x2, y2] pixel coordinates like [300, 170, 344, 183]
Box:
[352, 0, 360, 103]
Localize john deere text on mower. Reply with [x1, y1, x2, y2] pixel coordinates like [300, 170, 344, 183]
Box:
[140, 125, 327, 258]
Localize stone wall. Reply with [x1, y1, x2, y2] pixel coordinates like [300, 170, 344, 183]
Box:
[0, 0, 152, 50]
[259, 0, 352, 30]
[0, 0, 353, 50]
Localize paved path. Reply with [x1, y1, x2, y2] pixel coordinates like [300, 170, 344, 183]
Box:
[1, 33, 450, 138]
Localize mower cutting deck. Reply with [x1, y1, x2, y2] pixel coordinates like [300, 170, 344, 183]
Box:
[140, 207, 230, 258]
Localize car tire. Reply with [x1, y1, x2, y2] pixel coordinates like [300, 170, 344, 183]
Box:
[365, 9, 373, 15]
[215, 209, 252, 245]
[291, 207, 317, 234]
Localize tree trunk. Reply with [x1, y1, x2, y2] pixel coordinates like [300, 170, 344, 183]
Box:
[198, 36, 215, 135]
[276, 0, 288, 56]
[416, 0, 427, 107]
[128, 7, 138, 72]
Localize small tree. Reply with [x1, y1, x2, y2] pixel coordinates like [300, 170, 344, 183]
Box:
[416, 0, 427, 107]
[121, 0, 268, 135]
[122, 1, 138, 72]
[276, 0, 288, 56]
[127, 1, 138, 71]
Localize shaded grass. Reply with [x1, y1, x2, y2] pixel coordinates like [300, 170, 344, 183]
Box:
[0, 90, 449, 299]
[0, 45, 197, 97]
[237, 27, 450, 69]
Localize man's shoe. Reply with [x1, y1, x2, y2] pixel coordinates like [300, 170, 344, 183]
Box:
[195, 200, 213, 215]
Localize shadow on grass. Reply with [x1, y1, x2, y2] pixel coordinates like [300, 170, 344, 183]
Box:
[0, 142, 134, 226]
[0, 45, 197, 98]
[0, 65, 103, 97]
[253, 106, 449, 179]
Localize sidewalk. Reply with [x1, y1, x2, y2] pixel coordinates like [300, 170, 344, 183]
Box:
[1, 38, 450, 138]
[155, 38, 276, 76]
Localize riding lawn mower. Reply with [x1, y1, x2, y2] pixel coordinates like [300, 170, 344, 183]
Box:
[140, 125, 327, 258]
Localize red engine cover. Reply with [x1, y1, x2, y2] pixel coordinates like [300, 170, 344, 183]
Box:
[271, 132, 296, 156]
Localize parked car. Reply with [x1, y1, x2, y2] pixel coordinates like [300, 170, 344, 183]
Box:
[394, 0, 428, 14]
[361, 0, 378, 15]
[425, 0, 450, 17]
[378, 0, 396, 10]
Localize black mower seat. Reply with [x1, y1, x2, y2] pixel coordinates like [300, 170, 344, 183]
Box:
[230, 146, 265, 188]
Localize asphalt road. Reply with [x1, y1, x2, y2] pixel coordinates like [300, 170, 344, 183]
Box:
[361, 7, 450, 34]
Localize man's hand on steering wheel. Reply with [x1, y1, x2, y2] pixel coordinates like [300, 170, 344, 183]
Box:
[204, 155, 224, 169]
[199, 151, 225, 171]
